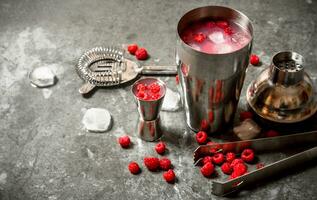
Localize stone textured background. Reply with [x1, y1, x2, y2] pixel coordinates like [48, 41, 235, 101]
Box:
[0, 0, 316, 199]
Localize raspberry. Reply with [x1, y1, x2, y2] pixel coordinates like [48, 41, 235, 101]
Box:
[150, 93, 161, 100]
[265, 130, 279, 137]
[216, 21, 229, 29]
[250, 54, 260, 66]
[221, 162, 233, 175]
[163, 169, 176, 183]
[127, 44, 138, 55]
[212, 153, 225, 165]
[200, 162, 214, 177]
[207, 141, 219, 154]
[118, 135, 131, 148]
[193, 32, 206, 43]
[230, 158, 244, 168]
[241, 149, 255, 163]
[224, 27, 233, 35]
[149, 82, 161, 93]
[226, 152, 236, 163]
[175, 75, 179, 85]
[155, 142, 166, 154]
[200, 119, 209, 131]
[135, 48, 148, 60]
[196, 131, 208, 144]
[128, 162, 141, 174]
[136, 90, 149, 100]
[202, 156, 213, 165]
[136, 83, 147, 91]
[144, 157, 160, 171]
[159, 157, 172, 171]
[239, 111, 253, 121]
[256, 163, 265, 169]
[233, 163, 248, 176]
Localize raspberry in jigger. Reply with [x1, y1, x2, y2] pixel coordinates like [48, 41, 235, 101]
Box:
[134, 81, 163, 101]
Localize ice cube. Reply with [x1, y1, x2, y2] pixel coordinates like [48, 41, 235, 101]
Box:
[82, 108, 112, 132]
[217, 44, 232, 54]
[161, 88, 181, 112]
[233, 119, 261, 140]
[208, 31, 225, 44]
[29, 66, 56, 88]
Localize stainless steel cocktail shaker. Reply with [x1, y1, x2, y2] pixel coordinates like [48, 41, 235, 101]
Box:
[176, 6, 253, 133]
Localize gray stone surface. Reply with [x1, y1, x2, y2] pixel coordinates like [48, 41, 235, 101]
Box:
[0, 0, 316, 199]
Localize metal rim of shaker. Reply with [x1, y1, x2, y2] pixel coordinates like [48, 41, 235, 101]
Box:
[176, 5, 254, 56]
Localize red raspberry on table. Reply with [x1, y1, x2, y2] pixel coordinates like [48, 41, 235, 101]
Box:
[196, 131, 208, 144]
[200, 119, 209, 131]
[216, 21, 229, 29]
[226, 152, 236, 163]
[159, 157, 172, 171]
[239, 111, 253, 121]
[202, 156, 213, 165]
[128, 162, 141, 174]
[155, 142, 166, 154]
[163, 169, 176, 183]
[221, 162, 233, 175]
[118, 135, 131, 148]
[193, 32, 206, 43]
[230, 158, 244, 168]
[241, 148, 255, 163]
[250, 54, 260, 66]
[212, 153, 225, 165]
[127, 44, 138, 55]
[200, 162, 214, 177]
[135, 48, 148, 60]
[149, 82, 161, 93]
[144, 157, 160, 171]
[265, 130, 279, 137]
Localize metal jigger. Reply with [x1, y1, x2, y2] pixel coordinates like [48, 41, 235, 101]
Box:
[132, 77, 166, 141]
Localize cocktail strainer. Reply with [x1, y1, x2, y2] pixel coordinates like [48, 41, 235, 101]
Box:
[76, 46, 177, 94]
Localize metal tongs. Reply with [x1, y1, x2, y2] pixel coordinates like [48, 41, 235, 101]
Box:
[193, 130, 317, 196]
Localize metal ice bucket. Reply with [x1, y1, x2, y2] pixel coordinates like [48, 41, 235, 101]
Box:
[176, 6, 253, 133]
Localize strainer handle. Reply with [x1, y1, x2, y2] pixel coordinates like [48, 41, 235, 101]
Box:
[141, 65, 177, 76]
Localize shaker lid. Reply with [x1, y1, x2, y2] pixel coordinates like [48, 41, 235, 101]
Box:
[246, 51, 317, 123]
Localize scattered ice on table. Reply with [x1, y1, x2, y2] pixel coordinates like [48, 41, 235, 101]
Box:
[233, 119, 261, 140]
[162, 88, 181, 112]
[208, 31, 225, 44]
[29, 66, 56, 87]
[82, 108, 112, 133]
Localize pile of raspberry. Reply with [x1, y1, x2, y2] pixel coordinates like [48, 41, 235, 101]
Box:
[135, 82, 162, 101]
[195, 110, 281, 180]
[127, 44, 148, 60]
[197, 135, 260, 180]
[118, 135, 176, 183]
